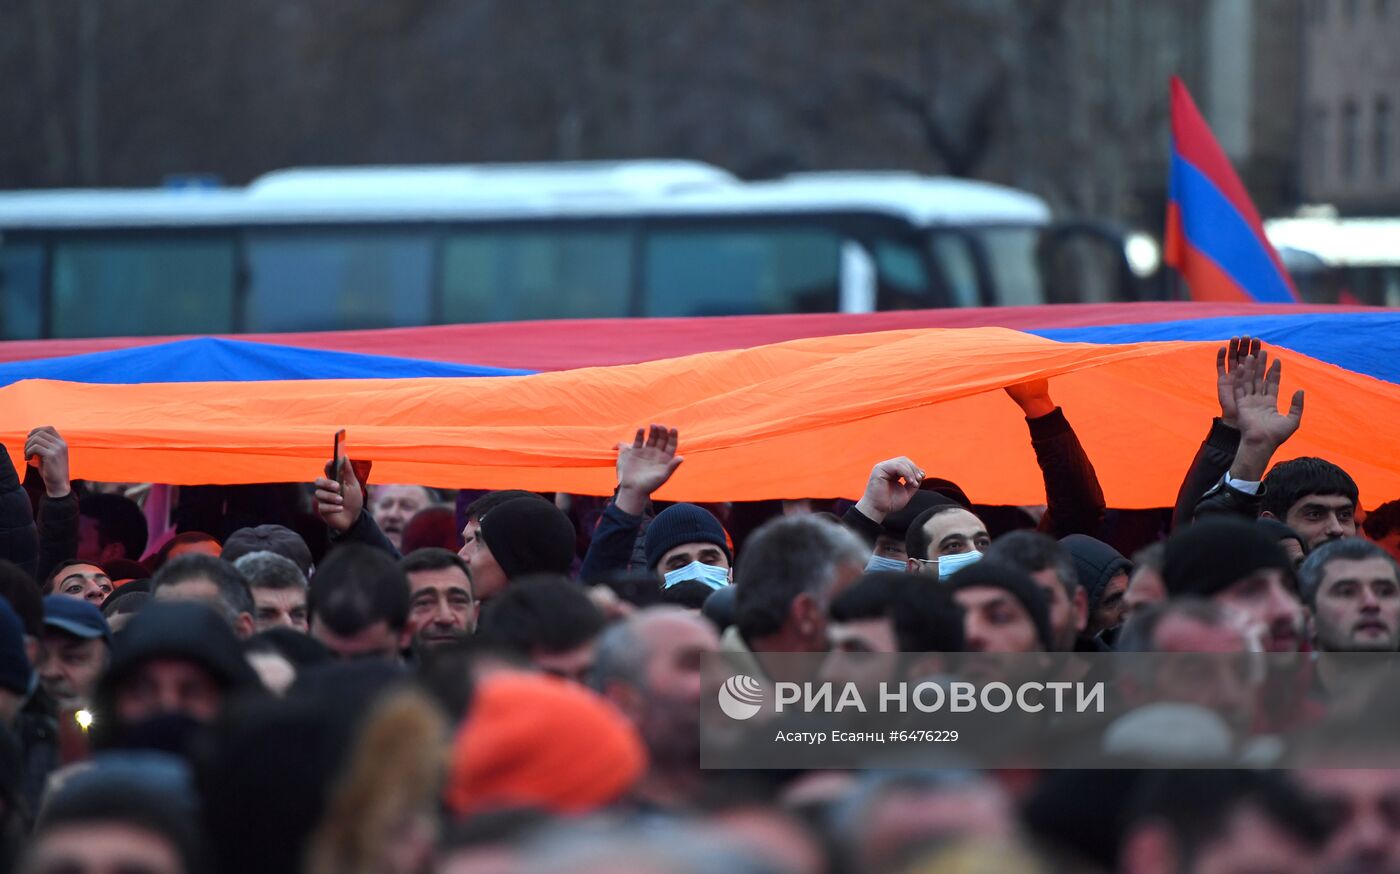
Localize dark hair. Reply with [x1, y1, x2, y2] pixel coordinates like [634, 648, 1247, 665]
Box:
[1261, 457, 1359, 519]
[102, 584, 151, 618]
[592, 569, 665, 609]
[78, 493, 149, 561]
[152, 553, 255, 620]
[147, 531, 221, 574]
[658, 579, 716, 610]
[1364, 499, 1400, 540]
[245, 626, 332, 669]
[891, 581, 966, 651]
[829, 572, 907, 623]
[985, 530, 1079, 597]
[193, 696, 350, 874]
[1297, 537, 1400, 607]
[1127, 771, 1329, 863]
[101, 558, 150, 583]
[232, 552, 306, 592]
[309, 544, 410, 636]
[904, 504, 977, 563]
[733, 516, 868, 640]
[45, 558, 109, 596]
[475, 575, 604, 655]
[701, 585, 736, 631]
[0, 561, 42, 638]
[399, 547, 471, 580]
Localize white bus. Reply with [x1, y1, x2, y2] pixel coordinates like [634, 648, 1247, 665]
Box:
[0, 161, 1154, 340]
[1266, 213, 1400, 306]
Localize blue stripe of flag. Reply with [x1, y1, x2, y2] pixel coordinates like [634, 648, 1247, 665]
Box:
[0, 338, 535, 388]
[1034, 312, 1400, 385]
[1170, 152, 1296, 304]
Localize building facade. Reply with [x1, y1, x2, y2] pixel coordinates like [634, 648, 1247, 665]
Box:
[1302, 0, 1400, 212]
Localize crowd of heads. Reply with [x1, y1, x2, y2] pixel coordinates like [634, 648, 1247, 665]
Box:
[0, 337, 1398, 874]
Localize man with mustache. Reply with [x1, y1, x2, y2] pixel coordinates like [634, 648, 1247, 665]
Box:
[400, 548, 478, 650]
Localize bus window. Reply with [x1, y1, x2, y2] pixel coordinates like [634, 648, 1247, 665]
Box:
[244, 231, 432, 332]
[872, 239, 936, 310]
[643, 227, 841, 317]
[51, 236, 236, 338]
[441, 228, 632, 323]
[975, 227, 1046, 306]
[927, 232, 982, 307]
[0, 240, 43, 339]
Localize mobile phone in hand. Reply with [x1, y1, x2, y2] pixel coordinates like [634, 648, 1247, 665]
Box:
[325, 429, 347, 480]
[324, 429, 372, 486]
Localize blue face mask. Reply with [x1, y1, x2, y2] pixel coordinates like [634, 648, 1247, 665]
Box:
[937, 550, 983, 580]
[866, 555, 908, 574]
[663, 561, 731, 591]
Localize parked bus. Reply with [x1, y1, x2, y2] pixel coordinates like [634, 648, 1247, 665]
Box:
[0, 161, 1155, 340]
[1266, 213, 1400, 306]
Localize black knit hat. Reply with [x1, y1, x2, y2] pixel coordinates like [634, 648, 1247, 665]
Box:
[1255, 517, 1307, 559]
[477, 497, 576, 580]
[643, 503, 730, 570]
[1164, 517, 1293, 599]
[945, 558, 1054, 651]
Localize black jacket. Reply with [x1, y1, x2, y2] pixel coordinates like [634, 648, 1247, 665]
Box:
[1028, 408, 1106, 539]
[16, 689, 58, 816]
[329, 509, 401, 560]
[1180, 420, 1267, 524]
[578, 500, 651, 582]
[842, 407, 1107, 545]
[0, 449, 37, 579]
[1174, 418, 1263, 528]
[37, 492, 78, 585]
[1192, 478, 1264, 522]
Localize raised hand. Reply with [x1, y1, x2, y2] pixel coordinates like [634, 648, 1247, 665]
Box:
[1004, 379, 1056, 420]
[853, 456, 926, 523]
[1216, 336, 1260, 427]
[24, 426, 71, 499]
[314, 457, 365, 533]
[615, 424, 684, 516]
[1229, 348, 1305, 482]
[1234, 349, 1305, 447]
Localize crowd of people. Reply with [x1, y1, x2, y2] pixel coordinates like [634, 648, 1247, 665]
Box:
[0, 336, 1397, 873]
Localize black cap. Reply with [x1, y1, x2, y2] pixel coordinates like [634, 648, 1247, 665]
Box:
[1164, 518, 1293, 599]
[945, 558, 1054, 651]
[477, 498, 576, 580]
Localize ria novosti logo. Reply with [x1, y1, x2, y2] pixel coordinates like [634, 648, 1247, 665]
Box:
[718, 675, 765, 720]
